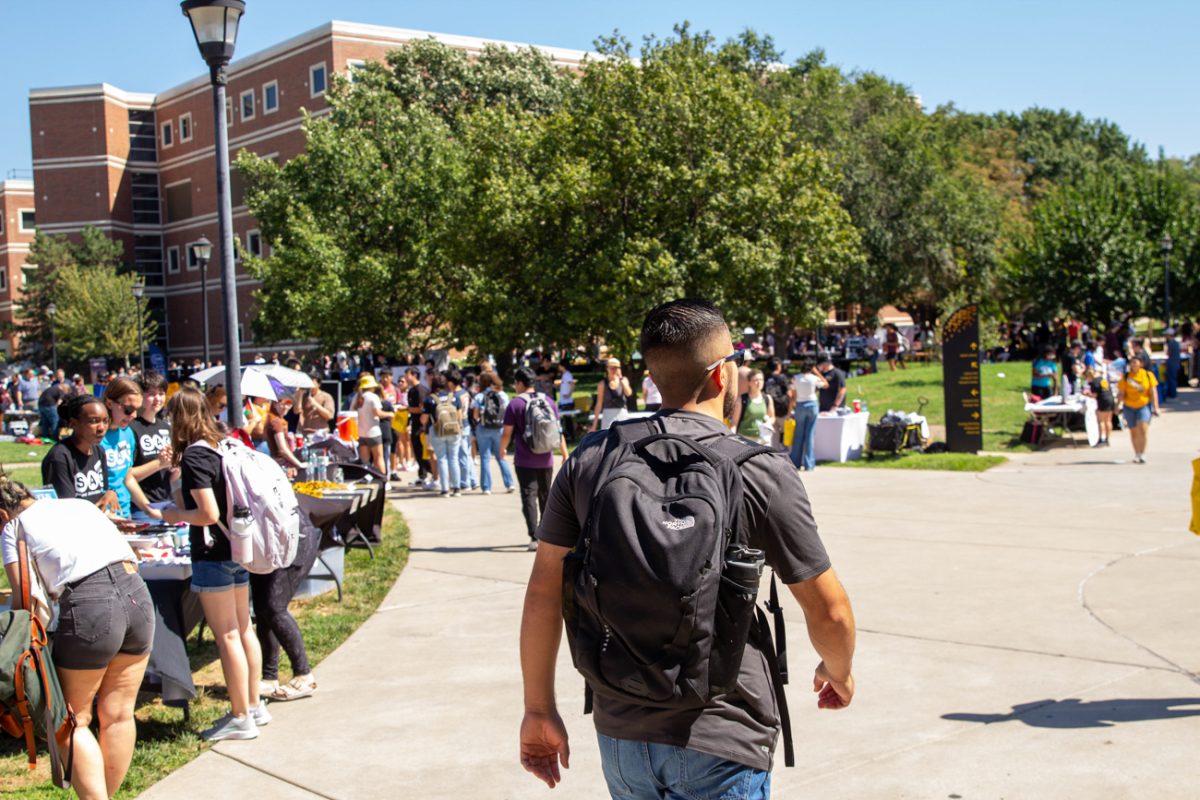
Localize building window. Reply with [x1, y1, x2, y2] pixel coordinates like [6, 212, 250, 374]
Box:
[186, 242, 201, 271]
[179, 113, 192, 143]
[226, 97, 233, 128]
[346, 59, 367, 84]
[167, 246, 181, 274]
[263, 81, 279, 114]
[164, 181, 192, 223]
[161, 121, 174, 148]
[246, 229, 262, 258]
[0, 269, 7, 292]
[19, 210, 35, 232]
[240, 89, 255, 122]
[309, 63, 327, 97]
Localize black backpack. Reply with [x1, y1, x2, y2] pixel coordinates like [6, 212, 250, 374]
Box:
[764, 373, 790, 416]
[562, 419, 794, 765]
[481, 389, 506, 429]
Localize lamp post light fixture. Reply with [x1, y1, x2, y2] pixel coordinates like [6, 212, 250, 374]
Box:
[1161, 233, 1173, 329]
[182, 0, 246, 417]
[132, 279, 146, 374]
[47, 302, 57, 374]
[191, 236, 213, 366]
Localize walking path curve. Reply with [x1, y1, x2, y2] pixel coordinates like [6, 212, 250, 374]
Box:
[142, 390, 1200, 799]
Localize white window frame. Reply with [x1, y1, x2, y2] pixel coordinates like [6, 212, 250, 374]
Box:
[161, 121, 173, 149]
[346, 59, 367, 84]
[262, 80, 279, 115]
[246, 229, 262, 258]
[0, 215, 4, 235]
[240, 89, 255, 122]
[18, 210, 35, 233]
[167, 246, 181, 274]
[309, 62, 327, 97]
[0, 269, 7, 292]
[179, 113, 193, 143]
[186, 241, 200, 271]
[225, 97, 233, 128]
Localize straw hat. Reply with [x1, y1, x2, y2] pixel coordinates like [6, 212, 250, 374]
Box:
[357, 374, 380, 391]
[606, 357, 621, 368]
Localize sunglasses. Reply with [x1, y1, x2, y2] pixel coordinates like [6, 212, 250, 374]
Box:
[118, 404, 137, 416]
[704, 347, 749, 373]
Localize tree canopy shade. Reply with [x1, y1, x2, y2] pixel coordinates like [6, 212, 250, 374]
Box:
[12, 228, 154, 365]
[240, 24, 1200, 361]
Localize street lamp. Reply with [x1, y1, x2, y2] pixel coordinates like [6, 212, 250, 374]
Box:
[191, 236, 212, 366]
[1161, 233, 1173, 329]
[132, 279, 146, 374]
[182, 0, 246, 418]
[47, 302, 57, 374]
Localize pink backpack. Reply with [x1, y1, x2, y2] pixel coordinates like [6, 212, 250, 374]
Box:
[187, 438, 301, 574]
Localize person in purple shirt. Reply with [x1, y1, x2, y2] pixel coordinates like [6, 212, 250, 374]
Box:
[499, 367, 569, 550]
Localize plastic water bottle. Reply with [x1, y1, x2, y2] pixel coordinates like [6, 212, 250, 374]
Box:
[230, 505, 253, 563]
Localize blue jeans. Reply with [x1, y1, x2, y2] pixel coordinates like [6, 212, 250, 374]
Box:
[597, 734, 771, 800]
[475, 427, 513, 492]
[430, 433, 460, 492]
[38, 406, 59, 441]
[456, 429, 476, 489]
[790, 400, 819, 471]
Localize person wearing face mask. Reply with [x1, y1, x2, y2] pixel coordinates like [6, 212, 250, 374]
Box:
[128, 372, 175, 518]
[101, 378, 158, 520]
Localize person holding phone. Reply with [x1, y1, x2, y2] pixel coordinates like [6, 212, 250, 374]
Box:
[590, 358, 632, 431]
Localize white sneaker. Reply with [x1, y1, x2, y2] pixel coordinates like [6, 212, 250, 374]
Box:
[252, 700, 272, 727]
[527, 540, 538, 551]
[482, 489, 491, 495]
[506, 486, 516, 494]
[201, 712, 258, 741]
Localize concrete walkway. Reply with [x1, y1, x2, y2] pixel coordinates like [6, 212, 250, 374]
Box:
[142, 391, 1200, 799]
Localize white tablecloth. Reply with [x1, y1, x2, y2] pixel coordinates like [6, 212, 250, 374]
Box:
[814, 411, 870, 462]
[1023, 395, 1099, 446]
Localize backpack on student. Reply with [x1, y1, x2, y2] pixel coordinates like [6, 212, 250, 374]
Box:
[433, 394, 462, 437]
[522, 393, 559, 454]
[481, 389, 506, 429]
[764, 373, 790, 415]
[189, 438, 301, 574]
[0, 532, 76, 788]
[561, 419, 795, 766]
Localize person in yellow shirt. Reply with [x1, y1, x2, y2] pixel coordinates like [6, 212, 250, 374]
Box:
[1117, 353, 1160, 464]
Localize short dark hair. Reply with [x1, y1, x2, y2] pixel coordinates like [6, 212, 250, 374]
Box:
[139, 371, 167, 393]
[446, 369, 463, 387]
[430, 373, 448, 391]
[62, 393, 105, 424]
[816, 352, 833, 366]
[639, 299, 730, 403]
[766, 356, 781, 373]
[406, 367, 420, 378]
[513, 367, 536, 388]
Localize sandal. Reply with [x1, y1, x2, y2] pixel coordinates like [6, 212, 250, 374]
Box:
[259, 680, 280, 698]
[268, 675, 317, 702]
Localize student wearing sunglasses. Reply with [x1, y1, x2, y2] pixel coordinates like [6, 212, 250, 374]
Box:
[101, 378, 159, 519]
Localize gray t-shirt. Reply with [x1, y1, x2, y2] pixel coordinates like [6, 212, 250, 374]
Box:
[536, 410, 831, 771]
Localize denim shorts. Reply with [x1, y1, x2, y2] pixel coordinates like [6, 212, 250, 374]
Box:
[191, 560, 250, 594]
[55, 562, 154, 670]
[1122, 404, 1152, 429]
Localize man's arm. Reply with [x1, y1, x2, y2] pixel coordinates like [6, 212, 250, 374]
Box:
[519, 541, 571, 788]
[834, 382, 847, 409]
[788, 567, 856, 709]
[499, 423, 515, 460]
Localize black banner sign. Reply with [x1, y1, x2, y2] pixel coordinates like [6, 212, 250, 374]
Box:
[942, 304, 982, 453]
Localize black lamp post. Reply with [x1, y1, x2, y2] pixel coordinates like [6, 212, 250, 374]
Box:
[47, 302, 57, 374]
[132, 279, 146, 374]
[182, 0, 245, 417]
[1161, 233, 1173, 329]
[191, 236, 212, 366]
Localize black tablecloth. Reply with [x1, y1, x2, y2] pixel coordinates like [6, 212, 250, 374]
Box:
[295, 472, 386, 547]
[144, 577, 203, 706]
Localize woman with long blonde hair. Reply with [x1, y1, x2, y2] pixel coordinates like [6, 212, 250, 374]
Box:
[160, 388, 267, 741]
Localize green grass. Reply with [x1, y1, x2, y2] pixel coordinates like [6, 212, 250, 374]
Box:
[845, 362, 1034, 453]
[824, 451, 1007, 471]
[0, 507, 411, 798]
[0, 441, 51, 465]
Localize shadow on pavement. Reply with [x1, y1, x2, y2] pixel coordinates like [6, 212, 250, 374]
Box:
[943, 697, 1200, 728]
[410, 544, 533, 555]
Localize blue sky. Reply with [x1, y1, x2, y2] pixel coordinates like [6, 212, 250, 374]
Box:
[2, 0, 1196, 175]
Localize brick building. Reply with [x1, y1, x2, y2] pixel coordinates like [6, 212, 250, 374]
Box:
[18, 21, 588, 361]
[0, 179, 36, 357]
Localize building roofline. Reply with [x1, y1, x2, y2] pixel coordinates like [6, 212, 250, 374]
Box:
[28, 82, 156, 107]
[0, 179, 35, 195]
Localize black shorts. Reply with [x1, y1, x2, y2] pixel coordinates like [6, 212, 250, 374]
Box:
[885, 351, 899, 361]
[54, 562, 154, 670]
[1096, 396, 1115, 412]
[358, 436, 383, 447]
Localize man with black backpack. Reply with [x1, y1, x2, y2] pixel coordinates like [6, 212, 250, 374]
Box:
[500, 367, 570, 551]
[519, 299, 856, 798]
[763, 357, 792, 450]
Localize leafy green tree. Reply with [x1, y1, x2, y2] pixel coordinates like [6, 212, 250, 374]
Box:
[54, 260, 156, 365]
[14, 228, 139, 363]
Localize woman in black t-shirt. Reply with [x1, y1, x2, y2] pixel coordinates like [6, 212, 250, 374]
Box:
[40, 394, 119, 512]
[161, 387, 266, 742]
